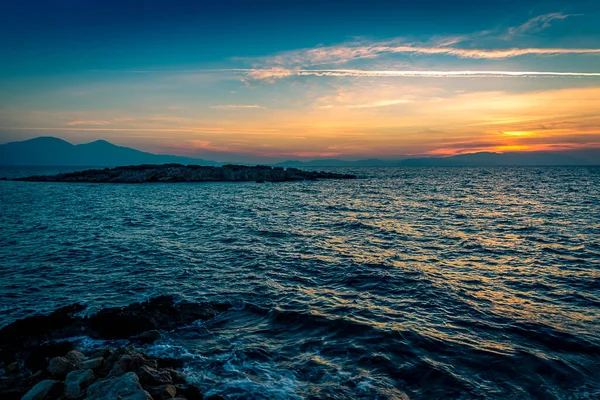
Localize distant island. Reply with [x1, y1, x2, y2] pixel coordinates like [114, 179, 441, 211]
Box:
[1, 136, 599, 166]
[7, 164, 357, 183]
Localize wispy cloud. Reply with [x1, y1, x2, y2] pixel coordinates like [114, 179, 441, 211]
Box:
[238, 13, 595, 71]
[346, 99, 412, 108]
[65, 120, 110, 126]
[209, 104, 265, 109]
[252, 43, 600, 68]
[508, 12, 578, 36]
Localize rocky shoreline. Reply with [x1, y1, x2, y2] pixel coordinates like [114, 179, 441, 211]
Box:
[6, 164, 357, 183]
[0, 296, 230, 399]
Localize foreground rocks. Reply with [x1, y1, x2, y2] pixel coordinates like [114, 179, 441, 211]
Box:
[12, 164, 357, 183]
[0, 296, 230, 399]
[9, 345, 225, 400]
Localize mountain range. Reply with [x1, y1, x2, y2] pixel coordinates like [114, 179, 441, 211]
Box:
[0, 137, 219, 167]
[1, 137, 599, 167]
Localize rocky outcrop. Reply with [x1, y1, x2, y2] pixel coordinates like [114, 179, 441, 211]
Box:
[0, 296, 231, 399]
[2, 342, 216, 399]
[0, 296, 229, 364]
[13, 163, 357, 183]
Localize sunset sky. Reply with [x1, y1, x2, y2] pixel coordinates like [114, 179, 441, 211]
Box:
[1, 0, 600, 162]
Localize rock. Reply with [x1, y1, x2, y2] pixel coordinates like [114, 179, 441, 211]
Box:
[14, 164, 357, 184]
[157, 357, 184, 369]
[22, 370, 45, 388]
[22, 379, 63, 400]
[0, 386, 31, 400]
[88, 296, 230, 339]
[0, 296, 230, 357]
[90, 349, 113, 360]
[6, 361, 19, 374]
[137, 365, 172, 385]
[147, 384, 177, 399]
[24, 341, 74, 372]
[109, 355, 133, 376]
[86, 371, 149, 400]
[0, 305, 84, 363]
[134, 330, 162, 344]
[175, 384, 204, 400]
[47, 356, 76, 378]
[165, 368, 186, 383]
[120, 391, 153, 400]
[81, 357, 104, 371]
[65, 369, 95, 398]
[205, 395, 225, 400]
[143, 358, 159, 369]
[64, 350, 86, 366]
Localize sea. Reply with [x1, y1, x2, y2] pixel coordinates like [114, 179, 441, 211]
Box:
[1, 166, 599, 399]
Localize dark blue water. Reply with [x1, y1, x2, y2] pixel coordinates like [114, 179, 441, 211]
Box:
[1, 166, 599, 399]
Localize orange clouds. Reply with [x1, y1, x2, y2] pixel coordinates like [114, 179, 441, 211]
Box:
[3, 84, 600, 159]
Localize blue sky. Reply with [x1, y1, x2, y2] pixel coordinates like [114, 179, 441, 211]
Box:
[1, 0, 599, 161]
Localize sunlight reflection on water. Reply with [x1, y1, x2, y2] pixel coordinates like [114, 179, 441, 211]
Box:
[1, 166, 599, 398]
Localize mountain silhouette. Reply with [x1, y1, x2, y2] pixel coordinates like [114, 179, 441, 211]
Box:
[277, 150, 599, 167]
[0, 137, 219, 166]
[1, 137, 598, 166]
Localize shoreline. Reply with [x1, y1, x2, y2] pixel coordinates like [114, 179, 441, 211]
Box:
[0, 296, 229, 399]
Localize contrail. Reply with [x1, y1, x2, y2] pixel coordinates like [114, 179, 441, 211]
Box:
[89, 68, 600, 79]
[229, 68, 600, 79]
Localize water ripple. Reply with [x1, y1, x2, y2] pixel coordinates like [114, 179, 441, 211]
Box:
[1, 166, 599, 399]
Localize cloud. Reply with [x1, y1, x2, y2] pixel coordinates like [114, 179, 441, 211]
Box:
[508, 12, 578, 36]
[237, 13, 594, 71]
[65, 120, 110, 126]
[231, 68, 600, 81]
[209, 104, 265, 109]
[253, 42, 600, 68]
[346, 99, 412, 108]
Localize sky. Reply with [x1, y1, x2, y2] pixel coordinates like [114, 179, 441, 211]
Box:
[1, 0, 600, 162]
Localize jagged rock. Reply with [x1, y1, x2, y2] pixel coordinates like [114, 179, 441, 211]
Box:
[147, 384, 177, 399]
[65, 369, 95, 399]
[88, 296, 230, 339]
[86, 371, 150, 400]
[64, 350, 86, 366]
[137, 365, 172, 385]
[13, 164, 357, 184]
[175, 384, 204, 400]
[0, 297, 230, 367]
[47, 356, 76, 378]
[81, 357, 104, 371]
[134, 330, 162, 344]
[22, 379, 63, 400]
